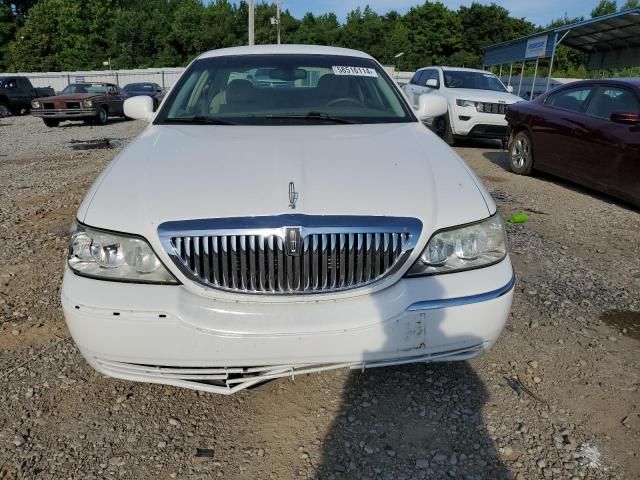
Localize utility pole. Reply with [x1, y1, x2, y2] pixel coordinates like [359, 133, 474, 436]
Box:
[271, 1, 281, 44]
[276, 0, 281, 45]
[248, 0, 255, 46]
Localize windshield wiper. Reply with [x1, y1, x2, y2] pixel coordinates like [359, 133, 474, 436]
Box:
[163, 116, 237, 125]
[264, 112, 355, 124]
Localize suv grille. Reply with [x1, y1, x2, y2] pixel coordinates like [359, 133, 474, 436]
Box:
[477, 102, 507, 114]
[158, 215, 422, 294]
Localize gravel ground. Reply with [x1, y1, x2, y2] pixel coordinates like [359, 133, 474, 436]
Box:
[0, 116, 638, 479]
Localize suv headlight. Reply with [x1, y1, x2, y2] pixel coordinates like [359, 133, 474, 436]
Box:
[455, 99, 476, 108]
[68, 220, 178, 284]
[31, 100, 40, 109]
[83, 99, 93, 108]
[406, 214, 507, 276]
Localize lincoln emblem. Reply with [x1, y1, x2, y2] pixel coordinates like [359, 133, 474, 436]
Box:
[284, 227, 302, 256]
[288, 181, 298, 209]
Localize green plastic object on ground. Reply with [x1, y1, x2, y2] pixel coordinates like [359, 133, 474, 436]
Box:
[508, 212, 528, 224]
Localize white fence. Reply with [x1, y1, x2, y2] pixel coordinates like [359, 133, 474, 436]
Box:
[1, 67, 186, 93]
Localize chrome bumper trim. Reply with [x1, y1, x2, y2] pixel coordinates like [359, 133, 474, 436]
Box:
[406, 271, 515, 311]
[93, 344, 486, 395]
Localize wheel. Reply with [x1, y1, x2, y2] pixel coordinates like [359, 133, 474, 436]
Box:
[509, 130, 534, 175]
[0, 103, 11, 117]
[43, 118, 60, 128]
[95, 106, 108, 125]
[433, 113, 455, 146]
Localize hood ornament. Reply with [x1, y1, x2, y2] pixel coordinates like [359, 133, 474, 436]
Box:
[288, 181, 299, 209]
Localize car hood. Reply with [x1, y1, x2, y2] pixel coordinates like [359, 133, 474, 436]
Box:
[80, 122, 494, 242]
[37, 93, 100, 102]
[445, 88, 523, 104]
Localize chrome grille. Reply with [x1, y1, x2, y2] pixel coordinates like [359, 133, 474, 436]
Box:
[159, 215, 422, 294]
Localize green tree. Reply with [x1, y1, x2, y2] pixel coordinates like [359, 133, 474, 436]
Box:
[620, 0, 639, 9]
[591, 0, 617, 17]
[402, 2, 462, 68]
[8, 0, 117, 71]
[0, 3, 15, 70]
[457, 2, 535, 68]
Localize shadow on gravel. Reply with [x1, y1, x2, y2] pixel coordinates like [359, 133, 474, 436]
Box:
[483, 151, 511, 172]
[314, 274, 511, 479]
[314, 362, 510, 479]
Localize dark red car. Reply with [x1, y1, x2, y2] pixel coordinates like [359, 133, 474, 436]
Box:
[506, 79, 640, 208]
[30, 82, 126, 127]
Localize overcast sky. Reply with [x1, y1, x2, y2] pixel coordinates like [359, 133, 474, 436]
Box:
[276, 0, 599, 26]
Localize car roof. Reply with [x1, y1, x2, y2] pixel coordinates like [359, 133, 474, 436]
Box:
[560, 78, 640, 88]
[198, 44, 373, 60]
[415, 66, 492, 74]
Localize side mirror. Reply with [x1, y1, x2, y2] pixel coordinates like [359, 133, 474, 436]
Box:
[417, 94, 448, 121]
[124, 95, 155, 122]
[610, 112, 640, 125]
[506, 85, 514, 94]
[425, 78, 439, 89]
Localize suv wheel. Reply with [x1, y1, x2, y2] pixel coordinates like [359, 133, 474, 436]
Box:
[0, 103, 11, 117]
[433, 114, 455, 146]
[509, 130, 534, 175]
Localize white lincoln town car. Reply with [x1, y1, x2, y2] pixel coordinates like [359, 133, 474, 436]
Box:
[62, 45, 514, 395]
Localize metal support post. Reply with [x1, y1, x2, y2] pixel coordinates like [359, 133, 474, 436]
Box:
[517, 61, 525, 97]
[530, 57, 539, 100]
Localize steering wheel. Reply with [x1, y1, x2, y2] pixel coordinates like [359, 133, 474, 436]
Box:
[326, 97, 363, 108]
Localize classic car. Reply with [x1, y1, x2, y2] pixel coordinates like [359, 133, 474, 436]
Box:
[31, 82, 126, 127]
[121, 82, 165, 109]
[506, 78, 640, 208]
[0, 76, 55, 116]
[62, 45, 514, 395]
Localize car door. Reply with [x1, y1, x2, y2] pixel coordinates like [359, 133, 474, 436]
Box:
[17, 78, 33, 106]
[405, 70, 427, 109]
[107, 85, 125, 115]
[578, 84, 640, 201]
[531, 85, 595, 177]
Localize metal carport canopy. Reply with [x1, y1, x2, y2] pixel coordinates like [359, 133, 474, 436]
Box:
[483, 8, 640, 69]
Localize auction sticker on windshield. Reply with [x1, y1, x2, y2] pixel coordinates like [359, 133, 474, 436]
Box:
[332, 66, 378, 77]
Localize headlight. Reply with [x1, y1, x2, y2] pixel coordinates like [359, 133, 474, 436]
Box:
[456, 99, 476, 108]
[405, 214, 507, 276]
[68, 221, 178, 284]
[31, 100, 40, 109]
[83, 99, 93, 108]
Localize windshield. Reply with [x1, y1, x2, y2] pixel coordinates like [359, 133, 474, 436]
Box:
[156, 54, 414, 125]
[443, 71, 507, 92]
[62, 84, 108, 94]
[123, 83, 156, 93]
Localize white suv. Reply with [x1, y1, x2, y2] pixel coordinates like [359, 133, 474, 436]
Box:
[62, 45, 514, 395]
[404, 66, 523, 145]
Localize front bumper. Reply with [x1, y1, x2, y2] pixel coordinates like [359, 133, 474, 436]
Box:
[32, 108, 97, 119]
[451, 108, 509, 138]
[62, 258, 514, 394]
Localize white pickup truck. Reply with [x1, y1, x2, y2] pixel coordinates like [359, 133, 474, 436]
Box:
[62, 45, 514, 395]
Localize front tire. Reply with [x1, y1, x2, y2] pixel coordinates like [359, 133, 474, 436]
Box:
[43, 118, 60, 128]
[95, 106, 108, 125]
[0, 102, 11, 117]
[509, 130, 534, 175]
[433, 113, 455, 146]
